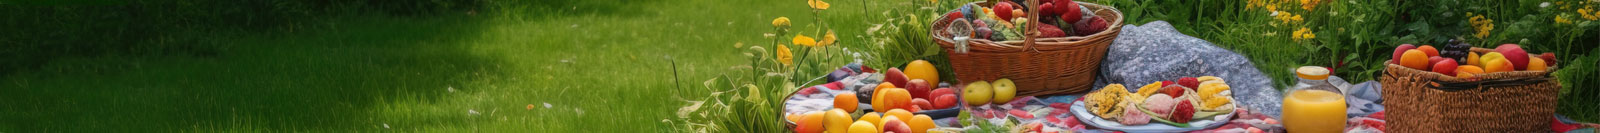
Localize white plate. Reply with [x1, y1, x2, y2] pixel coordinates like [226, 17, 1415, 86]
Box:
[1069, 100, 1234, 132]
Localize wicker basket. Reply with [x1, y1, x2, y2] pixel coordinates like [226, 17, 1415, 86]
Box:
[1379, 48, 1561, 132]
[931, 0, 1123, 96]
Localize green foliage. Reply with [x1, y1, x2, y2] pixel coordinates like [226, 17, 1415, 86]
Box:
[1558, 48, 1600, 123]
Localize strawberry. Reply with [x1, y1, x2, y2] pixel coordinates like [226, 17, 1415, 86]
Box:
[1073, 16, 1108, 36]
[1177, 77, 1200, 90]
[1039, 3, 1057, 15]
[1038, 24, 1068, 37]
[1056, 0, 1082, 23]
[1171, 99, 1196, 123]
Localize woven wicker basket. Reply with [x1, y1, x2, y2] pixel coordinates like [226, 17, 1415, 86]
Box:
[1380, 48, 1561, 132]
[931, 0, 1123, 96]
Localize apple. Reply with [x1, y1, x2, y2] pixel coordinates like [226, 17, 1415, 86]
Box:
[991, 79, 1017, 104]
[1392, 44, 1417, 63]
[964, 81, 994, 106]
[885, 68, 910, 88]
[933, 94, 958, 109]
[994, 2, 1016, 22]
[1433, 59, 1458, 76]
[1496, 44, 1530, 70]
[906, 79, 932, 100]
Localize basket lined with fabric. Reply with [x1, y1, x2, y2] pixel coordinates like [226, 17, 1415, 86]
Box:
[930, 0, 1123, 96]
[1379, 48, 1560, 132]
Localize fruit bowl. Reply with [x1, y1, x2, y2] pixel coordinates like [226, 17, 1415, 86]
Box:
[1069, 99, 1234, 132]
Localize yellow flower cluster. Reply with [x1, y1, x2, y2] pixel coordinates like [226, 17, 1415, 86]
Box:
[1300, 0, 1320, 10]
[1277, 11, 1304, 24]
[1293, 27, 1316, 41]
[1468, 13, 1494, 39]
[793, 35, 817, 47]
[1581, 5, 1599, 20]
[818, 30, 837, 46]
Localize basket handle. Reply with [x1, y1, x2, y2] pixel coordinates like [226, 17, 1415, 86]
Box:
[1021, 0, 1042, 52]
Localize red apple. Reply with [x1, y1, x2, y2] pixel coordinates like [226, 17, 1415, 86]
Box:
[1433, 59, 1458, 76]
[933, 94, 958, 109]
[994, 2, 1017, 22]
[885, 68, 910, 88]
[1496, 44, 1530, 70]
[1429, 56, 1446, 65]
[906, 79, 932, 99]
[1393, 44, 1416, 63]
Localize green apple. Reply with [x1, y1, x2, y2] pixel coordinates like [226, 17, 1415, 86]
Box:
[963, 81, 993, 106]
[991, 78, 1016, 104]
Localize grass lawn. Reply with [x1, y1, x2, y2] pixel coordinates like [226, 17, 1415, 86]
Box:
[0, 0, 879, 131]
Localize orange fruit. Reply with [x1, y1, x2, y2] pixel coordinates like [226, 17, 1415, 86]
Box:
[1456, 65, 1484, 78]
[1400, 50, 1431, 70]
[796, 111, 827, 133]
[834, 93, 859, 112]
[1485, 59, 1515, 73]
[847, 121, 877, 133]
[858, 112, 882, 128]
[1418, 45, 1439, 57]
[824, 109, 852, 133]
[908, 115, 936, 133]
[903, 60, 940, 85]
[1528, 58, 1548, 71]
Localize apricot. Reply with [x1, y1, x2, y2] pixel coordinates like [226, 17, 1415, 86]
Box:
[1527, 58, 1548, 71]
[1400, 50, 1431, 70]
[847, 121, 877, 133]
[1467, 52, 1482, 66]
[834, 93, 859, 113]
[1456, 65, 1485, 78]
[858, 112, 882, 128]
[908, 115, 936, 133]
[884, 109, 914, 124]
[1485, 59, 1515, 73]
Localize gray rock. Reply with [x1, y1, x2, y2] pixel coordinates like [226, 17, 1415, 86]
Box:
[1092, 21, 1283, 117]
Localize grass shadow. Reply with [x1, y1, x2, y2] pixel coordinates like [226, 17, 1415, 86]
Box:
[0, 14, 505, 131]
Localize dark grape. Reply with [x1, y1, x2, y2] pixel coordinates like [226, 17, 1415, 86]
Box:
[1441, 39, 1473, 64]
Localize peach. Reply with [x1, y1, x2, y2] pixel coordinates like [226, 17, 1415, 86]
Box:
[1485, 59, 1515, 73]
[1392, 44, 1416, 62]
[825, 109, 853, 133]
[933, 94, 958, 109]
[858, 112, 882, 128]
[881, 117, 913, 133]
[882, 88, 913, 110]
[796, 111, 827, 133]
[1495, 44, 1529, 70]
[911, 98, 932, 110]
[1418, 45, 1439, 57]
[908, 115, 935, 133]
[885, 68, 910, 88]
[872, 83, 897, 113]
[884, 109, 914, 124]
[847, 121, 877, 133]
[928, 88, 955, 100]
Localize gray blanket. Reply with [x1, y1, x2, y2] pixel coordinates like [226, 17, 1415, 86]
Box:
[1091, 21, 1284, 117]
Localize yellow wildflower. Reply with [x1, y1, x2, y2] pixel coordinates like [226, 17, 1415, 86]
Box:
[1301, 0, 1320, 10]
[1293, 27, 1316, 41]
[1266, 4, 1278, 12]
[793, 35, 818, 47]
[777, 45, 793, 66]
[817, 30, 837, 47]
[808, 0, 830, 10]
[1275, 11, 1303, 24]
[772, 17, 791, 28]
[1469, 13, 1494, 39]
[1556, 15, 1574, 24]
